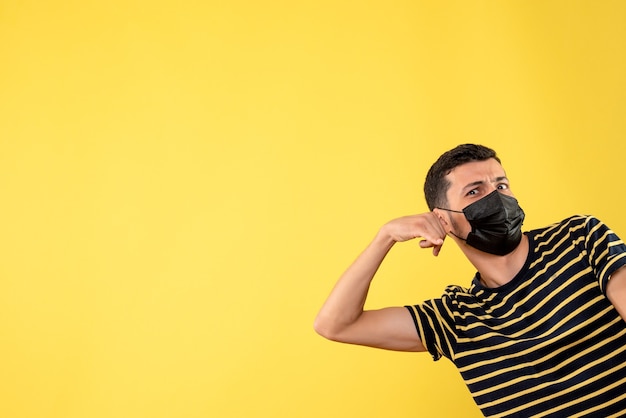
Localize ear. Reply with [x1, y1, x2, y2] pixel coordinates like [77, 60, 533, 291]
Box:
[432, 208, 450, 227]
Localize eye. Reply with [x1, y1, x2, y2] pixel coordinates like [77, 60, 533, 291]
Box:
[467, 189, 478, 196]
[497, 183, 509, 190]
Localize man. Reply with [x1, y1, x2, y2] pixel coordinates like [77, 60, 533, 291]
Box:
[314, 144, 626, 417]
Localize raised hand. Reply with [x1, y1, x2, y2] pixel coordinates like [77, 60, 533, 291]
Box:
[381, 212, 447, 256]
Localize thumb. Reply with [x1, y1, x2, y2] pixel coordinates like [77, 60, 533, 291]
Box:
[419, 237, 444, 256]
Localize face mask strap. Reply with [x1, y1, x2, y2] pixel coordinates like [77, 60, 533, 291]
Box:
[435, 207, 464, 214]
[449, 230, 467, 242]
[435, 207, 468, 241]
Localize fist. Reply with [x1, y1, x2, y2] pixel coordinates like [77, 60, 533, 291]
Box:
[382, 212, 447, 255]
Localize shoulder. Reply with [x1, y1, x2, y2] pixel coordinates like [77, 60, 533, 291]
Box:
[527, 215, 622, 258]
[527, 215, 602, 238]
[441, 284, 471, 297]
[419, 285, 474, 311]
[439, 284, 476, 306]
[538, 214, 596, 229]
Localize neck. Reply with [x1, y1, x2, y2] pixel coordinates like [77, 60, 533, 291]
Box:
[460, 235, 529, 288]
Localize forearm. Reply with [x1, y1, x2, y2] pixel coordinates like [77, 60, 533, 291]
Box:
[313, 212, 444, 350]
[314, 229, 395, 339]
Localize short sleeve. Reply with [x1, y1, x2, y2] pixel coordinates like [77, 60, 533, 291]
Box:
[583, 216, 626, 294]
[405, 287, 460, 361]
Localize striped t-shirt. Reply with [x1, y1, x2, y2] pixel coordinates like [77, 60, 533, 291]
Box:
[406, 215, 626, 417]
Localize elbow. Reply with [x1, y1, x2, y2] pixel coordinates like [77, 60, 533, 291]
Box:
[313, 315, 331, 339]
[313, 314, 341, 341]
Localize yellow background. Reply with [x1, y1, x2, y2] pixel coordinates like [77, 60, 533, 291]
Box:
[1, 1, 625, 417]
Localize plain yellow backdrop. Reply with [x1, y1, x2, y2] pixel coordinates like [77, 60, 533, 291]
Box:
[1, 1, 625, 417]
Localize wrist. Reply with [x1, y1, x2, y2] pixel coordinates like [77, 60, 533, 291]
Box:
[375, 225, 397, 249]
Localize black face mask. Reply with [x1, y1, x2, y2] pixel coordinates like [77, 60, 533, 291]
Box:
[437, 190, 525, 256]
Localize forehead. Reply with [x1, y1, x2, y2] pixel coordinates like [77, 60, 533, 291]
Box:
[445, 158, 506, 190]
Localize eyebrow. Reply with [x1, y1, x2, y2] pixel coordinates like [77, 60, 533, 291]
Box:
[461, 176, 509, 193]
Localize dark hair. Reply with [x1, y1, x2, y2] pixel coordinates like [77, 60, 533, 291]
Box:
[424, 144, 500, 211]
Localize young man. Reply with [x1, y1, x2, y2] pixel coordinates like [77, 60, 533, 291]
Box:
[314, 144, 626, 417]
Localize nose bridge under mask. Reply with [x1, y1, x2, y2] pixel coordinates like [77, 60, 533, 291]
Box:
[463, 190, 507, 220]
